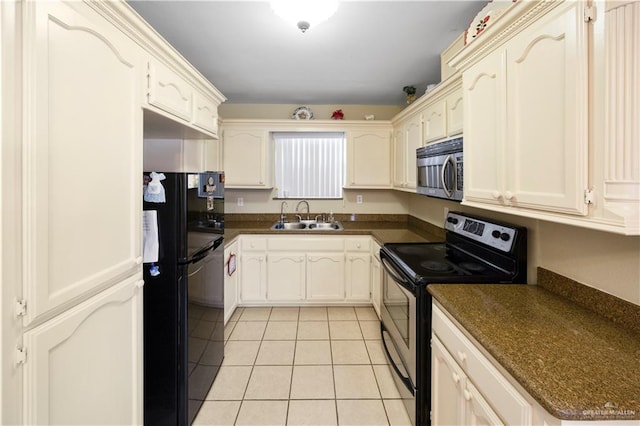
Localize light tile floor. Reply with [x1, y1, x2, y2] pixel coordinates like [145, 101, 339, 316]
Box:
[193, 306, 412, 426]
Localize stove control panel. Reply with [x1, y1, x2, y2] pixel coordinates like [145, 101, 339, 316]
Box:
[445, 212, 517, 253]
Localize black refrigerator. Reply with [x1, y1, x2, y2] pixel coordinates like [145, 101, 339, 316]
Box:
[142, 171, 225, 426]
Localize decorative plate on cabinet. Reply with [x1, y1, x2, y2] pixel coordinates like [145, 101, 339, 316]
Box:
[465, 0, 515, 44]
[292, 106, 313, 120]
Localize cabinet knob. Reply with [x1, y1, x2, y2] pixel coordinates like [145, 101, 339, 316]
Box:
[356, 243, 361, 248]
[505, 191, 514, 200]
[452, 372, 460, 384]
[463, 389, 472, 401]
[492, 191, 502, 199]
[135, 257, 143, 265]
[457, 351, 467, 362]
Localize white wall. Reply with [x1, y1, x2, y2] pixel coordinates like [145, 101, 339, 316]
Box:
[407, 193, 640, 306]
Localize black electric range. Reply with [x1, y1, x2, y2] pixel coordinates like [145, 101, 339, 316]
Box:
[379, 211, 527, 425]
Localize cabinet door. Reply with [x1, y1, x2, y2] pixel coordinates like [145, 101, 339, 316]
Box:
[345, 253, 371, 301]
[370, 243, 382, 318]
[405, 114, 422, 189]
[239, 253, 266, 302]
[224, 243, 238, 324]
[223, 129, 269, 188]
[431, 337, 466, 426]
[267, 253, 305, 301]
[148, 58, 193, 121]
[423, 100, 447, 144]
[505, 1, 588, 215]
[193, 91, 219, 137]
[393, 127, 407, 188]
[24, 0, 143, 325]
[347, 130, 393, 188]
[22, 276, 143, 425]
[462, 51, 507, 205]
[464, 380, 505, 426]
[446, 87, 464, 137]
[307, 253, 345, 301]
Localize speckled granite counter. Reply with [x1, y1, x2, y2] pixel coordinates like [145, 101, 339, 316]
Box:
[428, 277, 640, 421]
[223, 214, 445, 245]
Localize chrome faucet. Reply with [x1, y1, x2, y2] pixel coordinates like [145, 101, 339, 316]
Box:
[295, 200, 310, 220]
[280, 201, 288, 223]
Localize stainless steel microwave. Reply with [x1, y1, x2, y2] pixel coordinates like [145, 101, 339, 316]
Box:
[416, 137, 463, 201]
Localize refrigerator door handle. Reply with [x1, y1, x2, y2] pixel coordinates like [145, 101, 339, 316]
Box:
[185, 236, 224, 265]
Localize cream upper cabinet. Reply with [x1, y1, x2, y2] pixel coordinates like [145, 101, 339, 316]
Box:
[393, 112, 421, 190]
[445, 86, 464, 137]
[346, 128, 393, 188]
[147, 59, 223, 139]
[148, 58, 193, 121]
[422, 100, 447, 144]
[222, 126, 271, 188]
[23, 0, 144, 326]
[192, 90, 220, 137]
[459, 1, 589, 216]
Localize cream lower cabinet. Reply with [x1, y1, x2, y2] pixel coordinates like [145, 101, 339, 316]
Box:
[432, 303, 532, 426]
[22, 276, 143, 425]
[267, 253, 306, 301]
[460, 1, 589, 217]
[370, 241, 382, 318]
[224, 240, 239, 323]
[345, 238, 371, 302]
[307, 253, 345, 301]
[237, 236, 374, 305]
[239, 237, 267, 303]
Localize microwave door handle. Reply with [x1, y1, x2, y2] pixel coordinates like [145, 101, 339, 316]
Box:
[441, 154, 454, 198]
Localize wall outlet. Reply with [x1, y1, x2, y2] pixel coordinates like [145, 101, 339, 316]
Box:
[237, 197, 244, 207]
[356, 194, 363, 204]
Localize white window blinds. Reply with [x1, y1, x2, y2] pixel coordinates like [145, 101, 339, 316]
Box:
[273, 132, 345, 199]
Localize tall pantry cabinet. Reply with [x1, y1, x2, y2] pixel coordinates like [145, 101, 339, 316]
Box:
[18, 1, 144, 424]
[1, 1, 224, 424]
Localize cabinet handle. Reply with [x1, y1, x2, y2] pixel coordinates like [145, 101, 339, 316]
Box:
[457, 351, 467, 362]
[505, 191, 514, 200]
[463, 389, 472, 401]
[492, 190, 502, 200]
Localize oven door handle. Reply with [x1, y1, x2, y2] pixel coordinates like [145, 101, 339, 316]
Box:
[381, 323, 415, 395]
[441, 154, 455, 198]
[380, 256, 414, 294]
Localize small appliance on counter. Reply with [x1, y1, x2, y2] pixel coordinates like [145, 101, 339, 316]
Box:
[379, 211, 527, 425]
[142, 171, 225, 426]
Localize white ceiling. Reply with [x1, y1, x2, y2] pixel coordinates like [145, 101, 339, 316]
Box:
[128, 0, 488, 105]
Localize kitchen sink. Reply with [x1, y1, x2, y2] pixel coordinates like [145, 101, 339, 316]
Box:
[270, 220, 343, 231]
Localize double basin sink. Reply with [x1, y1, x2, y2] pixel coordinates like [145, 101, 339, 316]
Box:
[270, 219, 344, 231]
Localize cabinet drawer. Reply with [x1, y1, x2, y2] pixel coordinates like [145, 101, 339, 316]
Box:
[241, 237, 267, 251]
[268, 237, 344, 252]
[433, 304, 532, 425]
[345, 238, 371, 252]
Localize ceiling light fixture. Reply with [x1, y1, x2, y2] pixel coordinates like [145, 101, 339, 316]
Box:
[270, 0, 340, 33]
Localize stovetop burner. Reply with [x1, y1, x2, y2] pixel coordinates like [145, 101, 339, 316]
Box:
[420, 260, 455, 274]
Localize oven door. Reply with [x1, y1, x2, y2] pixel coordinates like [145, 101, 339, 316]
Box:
[380, 255, 417, 425]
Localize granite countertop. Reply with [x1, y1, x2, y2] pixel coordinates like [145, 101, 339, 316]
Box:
[223, 214, 444, 245]
[428, 282, 640, 421]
